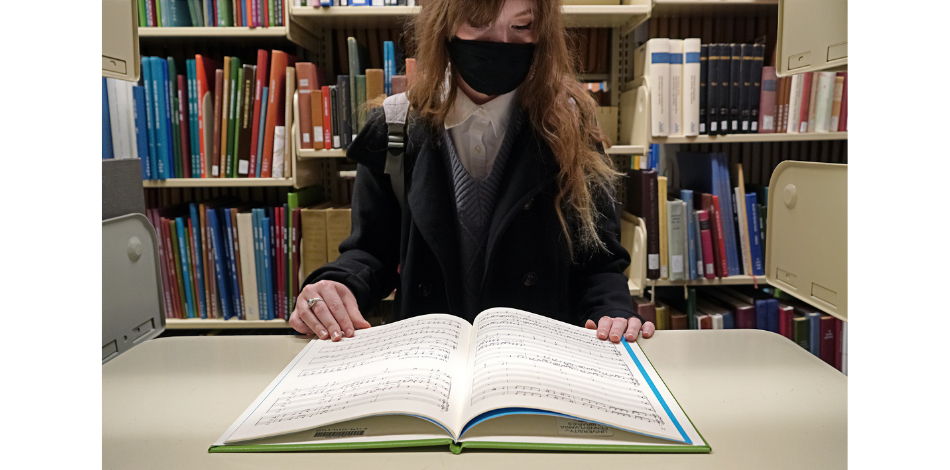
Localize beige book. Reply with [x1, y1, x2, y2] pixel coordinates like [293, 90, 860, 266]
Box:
[365, 69, 385, 109]
[733, 164, 753, 277]
[806, 72, 820, 133]
[657, 176, 668, 279]
[300, 202, 333, 279]
[830, 76, 845, 131]
[326, 205, 352, 263]
[236, 210, 260, 320]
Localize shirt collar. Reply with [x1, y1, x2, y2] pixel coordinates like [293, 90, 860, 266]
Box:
[444, 87, 518, 138]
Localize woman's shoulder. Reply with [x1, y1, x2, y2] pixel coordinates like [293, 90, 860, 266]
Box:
[345, 105, 390, 172]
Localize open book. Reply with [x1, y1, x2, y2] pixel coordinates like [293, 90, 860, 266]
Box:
[211, 308, 710, 454]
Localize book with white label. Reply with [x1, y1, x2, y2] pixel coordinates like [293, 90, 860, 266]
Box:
[814, 72, 837, 132]
[635, 38, 670, 137]
[668, 39, 684, 136]
[210, 309, 710, 454]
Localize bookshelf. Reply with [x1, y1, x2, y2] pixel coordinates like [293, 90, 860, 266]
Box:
[139, 27, 288, 38]
[651, 0, 778, 17]
[166, 318, 293, 330]
[651, 132, 847, 145]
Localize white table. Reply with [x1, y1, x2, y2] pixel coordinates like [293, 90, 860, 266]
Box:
[102, 330, 846, 469]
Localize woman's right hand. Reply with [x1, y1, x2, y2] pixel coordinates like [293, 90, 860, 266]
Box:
[290, 280, 371, 341]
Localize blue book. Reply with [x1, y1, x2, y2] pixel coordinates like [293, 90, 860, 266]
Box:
[807, 312, 821, 357]
[681, 189, 697, 280]
[175, 217, 196, 318]
[765, 299, 779, 334]
[142, 57, 159, 179]
[222, 209, 244, 320]
[321, 0, 333, 6]
[714, 153, 740, 276]
[207, 208, 234, 320]
[149, 57, 169, 179]
[384, 41, 394, 95]
[754, 299, 768, 330]
[102, 78, 114, 159]
[350, 0, 369, 5]
[205, 1, 215, 29]
[266, 208, 278, 319]
[252, 209, 266, 319]
[240, 0, 248, 26]
[159, 58, 176, 178]
[261, 215, 274, 320]
[256, 87, 270, 178]
[189, 204, 207, 318]
[338, 74, 352, 150]
[745, 193, 765, 276]
[132, 86, 151, 179]
[187, 59, 199, 177]
[722, 311, 734, 329]
[678, 152, 739, 276]
[167, 0, 192, 26]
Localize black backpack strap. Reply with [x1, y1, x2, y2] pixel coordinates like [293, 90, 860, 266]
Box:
[382, 93, 411, 211]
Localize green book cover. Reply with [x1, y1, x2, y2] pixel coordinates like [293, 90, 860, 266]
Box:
[217, 0, 233, 27]
[137, 0, 147, 27]
[355, 74, 367, 132]
[268, 0, 275, 27]
[208, 310, 711, 454]
[226, 57, 242, 177]
[155, 0, 162, 27]
[186, 0, 200, 27]
[230, 67, 245, 178]
[167, 57, 183, 178]
[687, 287, 697, 329]
[793, 316, 810, 350]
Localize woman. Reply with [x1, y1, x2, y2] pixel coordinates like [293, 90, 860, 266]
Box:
[290, 0, 655, 344]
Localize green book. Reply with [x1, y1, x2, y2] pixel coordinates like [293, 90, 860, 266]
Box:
[355, 74, 366, 131]
[186, 0, 200, 27]
[155, 0, 162, 27]
[209, 309, 711, 454]
[137, 0, 147, 27]
[217, 0, 233, 27]
[686, 287, 697, 329]
[267, 0, 275, 27]
[230, 67, 245, 178]
[226, 57, 242, 177]
[347, 37, 361, 139]
[167, 57, 183, 178]
[793, 315, 810, 350]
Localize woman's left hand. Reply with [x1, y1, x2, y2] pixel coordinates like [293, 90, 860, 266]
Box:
[585, 317, 655, 343]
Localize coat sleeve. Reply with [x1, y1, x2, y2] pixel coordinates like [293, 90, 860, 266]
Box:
[301, 108, 402, 312]
[570, 146, 643, 327]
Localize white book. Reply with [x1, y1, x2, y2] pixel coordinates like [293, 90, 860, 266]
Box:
[667, 199, 685, 281]
[272, 126, 285, 178]
[814, 72, 837, 132]
[711, 313, 723, 330]
[786, 74, 802, 134]
[123, 81, 138, 160]
[635, 38, 670, 136]
[211, 309, 709, 452]
[682, 38, 701, 136]
[668, 39, 684, 136]
[106, 78, 124, 159]
[236, 211, 259, 321]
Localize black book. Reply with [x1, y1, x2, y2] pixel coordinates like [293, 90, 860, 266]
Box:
[699, 44, 708, 135]
[706, 44, 719, 135]
[738, 44, 754, 134]
[337, 74, 352, 150]
[329, 85, 340, 149]
[749, 43, 765, 133]
[719, 44, 731, 136]
[728, 43, 741, 134]
[626, 169, 660, 280]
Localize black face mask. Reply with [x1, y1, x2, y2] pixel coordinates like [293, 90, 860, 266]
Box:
[447, 37, 535, 96]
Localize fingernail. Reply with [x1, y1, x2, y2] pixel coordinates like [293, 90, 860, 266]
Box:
[346, 328, 354, 337]
[319, 329, 327, 339]
[331, 331, 340, 340]
[598, 332, 607, 339]
[610, 334, 619, 342]
[626, 334, 634, 341]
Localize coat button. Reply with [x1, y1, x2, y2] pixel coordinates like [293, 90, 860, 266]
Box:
[523, 198, 534, 211]
[522, 272, 537, 287]
[418, 283, 432, 297]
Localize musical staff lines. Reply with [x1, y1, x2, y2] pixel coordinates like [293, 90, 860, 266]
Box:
[469, 310, 666, 427]
[255, 367, 453, 427]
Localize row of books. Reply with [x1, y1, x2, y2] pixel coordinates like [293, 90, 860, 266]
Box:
[572, 28, 612, 75]
[633, 38, 849, 138]
[764, 70, 848, 134]
[633, 286, 847, 374]
[647, 15, 777, 57]
[301, 1, 422, 6]
[104, 50, 302, 179]
[138, 0, 285, 28]
[624, 151, 765, 281]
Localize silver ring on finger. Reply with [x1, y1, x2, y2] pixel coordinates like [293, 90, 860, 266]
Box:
[307, 297, 324, 309]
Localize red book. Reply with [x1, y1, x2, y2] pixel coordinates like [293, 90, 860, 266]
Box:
[212, 69, 225, 177]
[631, 297, 657, 325]
[818, 315, 836, 367]
[696, 209, 716, 280]
[834, 317, 844, 371]
[295, 63, 317, 150]
[249, 50, 269, 177]
[698, 314, 711, 330]
[406, 58, 416, 89]
[148, 0, 158, 27]
[837, 72, 848, 132]
[199, 203, 217, 318]
[710, 195, 729, 278]
[699, 195, 721, 277]
[195, 55, 219, 178]
[161, 219, 182, 319]
[292, 207, 302, 302]
[779, 303, 795, 340]
[321, 85, 332, 149]
[261, 50, 289, 177]
[235, 0, 243, 26]
[177, 75, 191, 178]
[798, 72, 813, 133]
[151, 211, 174, 318]
[263, 0, 269, 27]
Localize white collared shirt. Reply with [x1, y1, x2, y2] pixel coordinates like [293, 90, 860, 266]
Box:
[443, 88, 518, 181]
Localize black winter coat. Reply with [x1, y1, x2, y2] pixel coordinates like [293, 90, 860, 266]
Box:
[303, 106, 639, 327]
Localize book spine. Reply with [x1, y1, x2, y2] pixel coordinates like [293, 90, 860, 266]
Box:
[199, 204, 217, 318]
[149, 58, 167, 178]
[734, 186, 752, 276]
[312, 89, 325, 150]
[249, 50, 269, 177]
[282, 67, 296, 178]
[667, 200, 685, 281]
[830, 75, 844, 131]
[814, 72, 836, 133]
[786, 74, 801, 133]
[384, 41, 395, 95]
[262, 50, 288, 178]
[222, 209, 243, 318]
[837, 72, 848, 131]
[798, 72, 813, 133]
[284, 203, 292, 318]
[253, 209, 265, 319]
[682, 190, 697, 280]
[238, 65, 256, 176]
[262, 214, 274, 320]
[161, 219, 181, 318]
[167, 59, 183, 177]
[710, 195, 729, 277]
[758, 66, 777, 133]
[683, 39, 700, 136]
[718, 44, 730, 135]
[749, 44, 764, 133]
[230, 209, 246, 318]
[649, 38, 669, 136]
[275, 208, 285, 319]
[230, 65, 246, 177]
[227, 59, 241, 177]
[177, 74, 191, 177]
[668, 39, 683, 136]
[133, 86, 151, 179]
[347, 37, 360, 141]
[807, 312, 821, 357]
[212, 69, 224, 176]
[806, 71, 820, 133]
[738, 44, 753, 133]
[207, 208, 233, 320]
[330, 85, 340, 149]
[296, 63, 315, 149]
[693, 209, 707, 279]
[698, 44, 708, 135]
[779, 304, 795, 340]
[657, 176, 668, 279]
[746, 193, 765, 276]
[292, 207, 302, 304]
[257, 87, 270, 177]
[728, 43, 741, 134]
[186, 60, 198, 177]
[338, 75, 352, 149]
[143, 59, 159, 178]
[189, 205, 207, 318]
[706, 44, 719, 135]
[766, 299, 779, 334]
[793, 316, 809, 350]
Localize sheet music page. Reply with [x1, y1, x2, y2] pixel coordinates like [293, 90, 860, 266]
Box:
[222, 314, 472, 444]
[461, 308, 685, 442]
